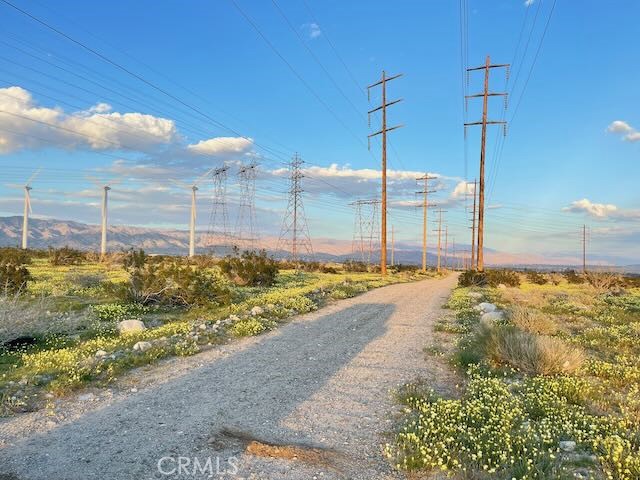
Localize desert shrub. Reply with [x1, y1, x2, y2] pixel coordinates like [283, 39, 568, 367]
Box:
[48, 246, 84, 266]
[320, 265, 338, 274]
[564, 269, 585, 284]
[218, 249, 278, 287]
[525, 270, 547, 285]
[458, 270, 487, 287]
[0, 247, 32, 266]
[486, 269, 521, 287]
[585, 271, 623, 292]
[509, 305, 558, 335]
[392, 264, 419, 273]
[0, 263, 32, 295]
[342, 260, 369, 273]
[485, 325, 584, 375]
[121, 250, 230, 307]
[65, 271, 107, 290]
[187, 255, 218, 269]
[457, 269, 520, 287]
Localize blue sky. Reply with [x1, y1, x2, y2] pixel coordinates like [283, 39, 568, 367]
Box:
[0, 0, 637, 264]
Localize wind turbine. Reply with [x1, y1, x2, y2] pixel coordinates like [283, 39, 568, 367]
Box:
[170, 169, 213, 258]
[87, 175, 123, 258]
[21, 168, 41, 250]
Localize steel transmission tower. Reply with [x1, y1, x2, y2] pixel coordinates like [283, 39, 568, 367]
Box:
[234, 160, 259, 250]
[277, 153, 314, 263]
[206, 165, 231, 255]
[350, 199, 380, 264]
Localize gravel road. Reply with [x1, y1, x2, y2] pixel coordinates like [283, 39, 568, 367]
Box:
[0, 274, 458, 480]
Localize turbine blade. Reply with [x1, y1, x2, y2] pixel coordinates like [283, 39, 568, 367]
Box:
[26, 167, 42, 186]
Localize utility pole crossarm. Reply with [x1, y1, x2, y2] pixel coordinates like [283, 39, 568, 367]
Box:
[466, 63, 509, 71]
[465, 93, 507, 99]
[368, 124, 404, 138]
[367, 98, 403, 114]
[367, 73, 403, 89]
[464, 120, 507, 126]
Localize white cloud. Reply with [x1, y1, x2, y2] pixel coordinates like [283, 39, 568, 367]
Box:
[0, 87, 178, 153]
[607, 120, 640, 142]
[302, 22, 321, 39]
[451, 180, 475, 199]
[524, 0, 535, 6]
[186, 136, 254, 155]
[563, 198, 618, 218]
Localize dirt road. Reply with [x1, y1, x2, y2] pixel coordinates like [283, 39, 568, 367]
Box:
[0, 274, 458, 480]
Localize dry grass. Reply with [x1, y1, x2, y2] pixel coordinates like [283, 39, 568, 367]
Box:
[485, 325, 585, 375]
[509, 305, 559, 335]
[0, 295, 89, 344]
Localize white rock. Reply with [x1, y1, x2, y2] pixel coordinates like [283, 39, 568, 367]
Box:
[229, 314, 240, 322]
[475, 302, 497, 313]
[133, 341, 152, 352]
[199, 323, 207, 330]
[480, 311, 504, 325]
[251, 306, 264, 316]
[559, 440, 576, 452]
[468, 292, 483, 299]
[497, 283, 507, 290]
[117, 319, 146, 334]
[95, 350, 108, 358]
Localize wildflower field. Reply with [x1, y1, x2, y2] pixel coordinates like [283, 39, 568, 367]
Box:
[0, 250, 433, 416]
[387, 271, 640, 480]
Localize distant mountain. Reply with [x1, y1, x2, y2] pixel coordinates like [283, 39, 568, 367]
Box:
[0, 216, 190, 254]
[0, 216, 634, 269]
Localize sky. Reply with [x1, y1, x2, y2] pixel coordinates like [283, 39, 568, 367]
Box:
[0, 0, 637, 265]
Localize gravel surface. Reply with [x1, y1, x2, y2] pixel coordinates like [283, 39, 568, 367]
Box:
[0, 274, 458, 480]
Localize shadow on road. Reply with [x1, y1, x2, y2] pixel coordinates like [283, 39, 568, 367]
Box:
[1, 301, 396, 479]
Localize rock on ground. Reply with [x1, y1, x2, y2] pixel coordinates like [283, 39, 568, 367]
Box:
[117, 320, 146, 334]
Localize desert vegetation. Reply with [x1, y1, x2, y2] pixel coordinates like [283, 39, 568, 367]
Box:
[0, 249, 434, 415]
[388, 269, 640, 479]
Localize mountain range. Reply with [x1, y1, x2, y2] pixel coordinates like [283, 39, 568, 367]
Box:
[0, 216, 637, 272]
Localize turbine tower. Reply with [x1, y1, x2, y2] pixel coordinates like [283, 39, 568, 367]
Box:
[87, 175, 122, 259]
[21, 168, 41, 250]
[170, 169, 213, 258]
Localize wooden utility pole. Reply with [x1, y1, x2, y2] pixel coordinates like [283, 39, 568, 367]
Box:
[452, 238, 456, 271]
[434, 209, 446, 273]
[468, 179, 478, 270]
[444, 225, 449, 270]
[465, 56, 509, 272]
[391, 224, 395, 267]
[368, 71, 403, 276]
[416, 175, 437, 272]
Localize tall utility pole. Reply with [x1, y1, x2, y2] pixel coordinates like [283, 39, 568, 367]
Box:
[100, 185, 111, 258]
[391, 225, 395, 267]
[452, 238, 456, 271]
[368, 71, 403, 276]
[277, 153, 314, 265]
[582, 224, 587, 273]
[188, 185, 197, 258]
[468, 179, 478, 270]
[434, 209, 447, 273]
[444, 225, 449, 270]
[416, 175, 437, 272]
[235, 160, 258, 250]
[206, 165, 230, 255]
[465, 56, 509, 272]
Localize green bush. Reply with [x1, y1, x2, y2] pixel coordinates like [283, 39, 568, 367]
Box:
[0, 247, 32, 266]
[564, 269, 585, 284]
[229, 317, 274, 337]
[486, 269, 521, 287]
[458, 270, 488, 287]
[0, 263, 32, 295]
[49, 246, 84, 266]
[90, 303, 149, 322]
[219, 249, 278, 287]
[342, 260, 369, 272]
[121, 250, 230, 307]
[526, 270, 548, 285]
